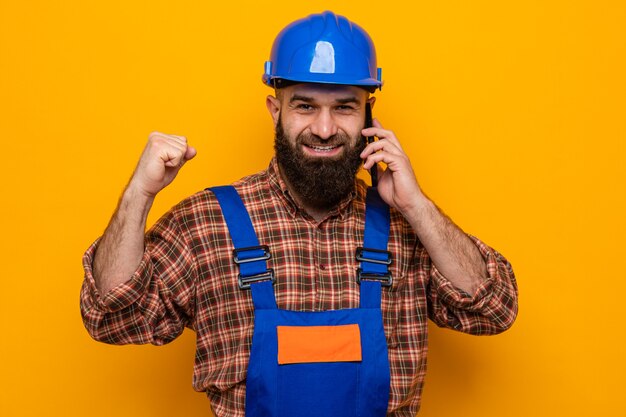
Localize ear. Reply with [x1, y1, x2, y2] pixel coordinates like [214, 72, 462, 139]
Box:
[367, 96, 377, 109]
[266, 95, 281, 127]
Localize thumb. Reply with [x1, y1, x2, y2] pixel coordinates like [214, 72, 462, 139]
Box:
[184, 145, 197, 161]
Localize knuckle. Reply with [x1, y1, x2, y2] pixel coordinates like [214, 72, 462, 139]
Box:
[148, 133, 164, 144]
[148, 131, 166, 141]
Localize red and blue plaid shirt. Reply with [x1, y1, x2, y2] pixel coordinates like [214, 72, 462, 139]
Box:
[80, 158, 518, 416]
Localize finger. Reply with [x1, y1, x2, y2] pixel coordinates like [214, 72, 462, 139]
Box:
[168, 135, 196, 161]
[149, 135, 189, 159]
[170, 134, 188, 146]
[363, 149, 410, 171]
[362, 118, 386, 136]
[363, 152, 390, 170]
[361, 125, 404, 151]
[360, 138, 402, 159]
[361, 126, 391, 138]
[361, 126, 399, 145]
[149, 131, 187, 147]
[162, 147, 186, 167]
[149, 131, 175, 141]
[158, 140, 192, 167]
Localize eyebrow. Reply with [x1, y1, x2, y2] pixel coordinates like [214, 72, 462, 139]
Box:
[336, 97, 361, 105]
[289, 95, 362, 105]
[290, 94, 315, 103]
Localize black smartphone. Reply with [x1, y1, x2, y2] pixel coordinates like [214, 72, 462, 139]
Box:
[364, 102, 378, 187]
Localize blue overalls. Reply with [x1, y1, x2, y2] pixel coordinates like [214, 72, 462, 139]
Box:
[211, 186, 392, 417]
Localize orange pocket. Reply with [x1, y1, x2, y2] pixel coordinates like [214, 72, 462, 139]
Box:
[277, 324, 362, 365]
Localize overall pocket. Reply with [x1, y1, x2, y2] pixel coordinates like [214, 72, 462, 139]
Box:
[276, 324, 362, 417]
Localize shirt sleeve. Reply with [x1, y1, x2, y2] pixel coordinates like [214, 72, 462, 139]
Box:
[79, 207, 197, 346]
[426, 235, 518, 335]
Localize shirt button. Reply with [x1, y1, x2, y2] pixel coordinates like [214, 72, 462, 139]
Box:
[319, 264, 326, 270]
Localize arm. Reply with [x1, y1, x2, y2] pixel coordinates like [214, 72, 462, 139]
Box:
[361, 120, 486, 294]
[93, 184, 153, 294]
[424, 235, 518, 334]
[93, 132, 196, 293]
[80, 132, 198, 344]
[360, 120, 518, 333]
[400, 195, 487, 294]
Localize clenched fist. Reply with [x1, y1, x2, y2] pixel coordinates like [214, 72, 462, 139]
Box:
[128, 132, 197, 198]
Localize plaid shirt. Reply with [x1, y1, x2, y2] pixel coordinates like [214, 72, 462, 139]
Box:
[80, 158, 518, 417]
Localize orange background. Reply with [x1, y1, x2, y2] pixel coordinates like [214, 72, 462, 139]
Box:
[1, 1, 625, 416]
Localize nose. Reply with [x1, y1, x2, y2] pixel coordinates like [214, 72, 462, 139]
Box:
[309, 108, 338, 140]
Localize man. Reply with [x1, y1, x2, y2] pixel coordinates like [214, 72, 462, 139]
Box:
[80, 10, 518, 417]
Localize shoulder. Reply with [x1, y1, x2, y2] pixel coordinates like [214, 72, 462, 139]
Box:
[166, 167, 271, 226]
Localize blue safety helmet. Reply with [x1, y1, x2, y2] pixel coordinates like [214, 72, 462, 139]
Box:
[263, 11, 383, 91]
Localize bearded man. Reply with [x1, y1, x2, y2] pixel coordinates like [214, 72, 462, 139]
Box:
[80, 11, 518, 417]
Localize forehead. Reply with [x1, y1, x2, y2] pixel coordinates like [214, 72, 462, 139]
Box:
[280, 83, 368, 102]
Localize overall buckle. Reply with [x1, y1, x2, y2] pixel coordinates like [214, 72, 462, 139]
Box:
[232, 245, 271, 264]
[356, 246, 393, 287]
[355, 247, 392, 265]
[233, 245, 274, 290]
[238, 269, 275, 290]
[356, 269, 393, 287]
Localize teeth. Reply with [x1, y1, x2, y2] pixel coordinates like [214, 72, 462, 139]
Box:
[309, 145, 338, 152]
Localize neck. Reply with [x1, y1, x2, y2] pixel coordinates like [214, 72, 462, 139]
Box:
[302, 205, 331, 223]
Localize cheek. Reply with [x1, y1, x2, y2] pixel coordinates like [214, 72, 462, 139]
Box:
[280, 117, 307, 139]
[343, 126, 364, 145]
[339, 117, 366, 140]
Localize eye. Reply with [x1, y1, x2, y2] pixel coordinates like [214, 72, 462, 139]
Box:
[336, 105, 356, 112]
[296, 103, 314, 111]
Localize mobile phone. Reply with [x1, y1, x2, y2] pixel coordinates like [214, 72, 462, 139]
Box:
[364, 102, 378, 187]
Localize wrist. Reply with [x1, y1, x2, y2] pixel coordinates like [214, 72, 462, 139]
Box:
[401, 192, 438, 235]
[125, 179, 157, 202]
[122, 182, 155, 222]
[400, 191, 433, 225]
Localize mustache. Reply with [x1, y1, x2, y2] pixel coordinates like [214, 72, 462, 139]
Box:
[296, 132, 350, 147]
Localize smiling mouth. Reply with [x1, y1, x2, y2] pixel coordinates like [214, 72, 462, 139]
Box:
[304, 144, 343, 152]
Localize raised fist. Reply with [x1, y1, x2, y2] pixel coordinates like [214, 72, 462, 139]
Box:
[128, 131, 197, 198]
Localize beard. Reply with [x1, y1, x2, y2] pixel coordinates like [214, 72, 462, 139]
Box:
[274, 114, 366, 210]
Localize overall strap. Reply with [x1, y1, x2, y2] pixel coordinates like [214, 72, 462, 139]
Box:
[209, 186, 277, 310]
[358, 188, 392, 308]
